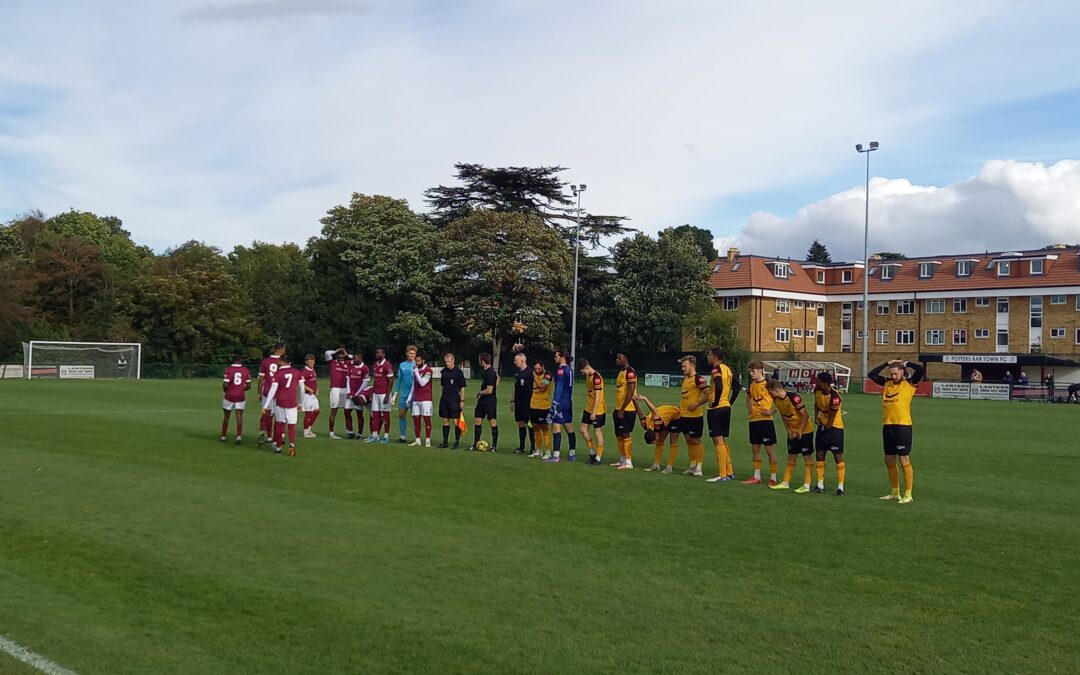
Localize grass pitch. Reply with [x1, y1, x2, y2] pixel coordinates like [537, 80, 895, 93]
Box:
[1, 378, 1078, 674]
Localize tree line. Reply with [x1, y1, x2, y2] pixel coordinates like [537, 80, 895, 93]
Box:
[2, 164, 745, 370]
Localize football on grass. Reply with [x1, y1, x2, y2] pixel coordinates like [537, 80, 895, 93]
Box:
[476, 440, 490, 452]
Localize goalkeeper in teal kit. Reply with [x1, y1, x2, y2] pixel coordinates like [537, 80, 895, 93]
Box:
[395, 345, 417, 443]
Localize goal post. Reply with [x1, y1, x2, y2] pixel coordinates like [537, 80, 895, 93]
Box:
[22, 341, 142, 380]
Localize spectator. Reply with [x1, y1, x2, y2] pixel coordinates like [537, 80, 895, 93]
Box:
[970, 368, 983, 383]
[1019, 372, 1029, 386]
[1002, 371, 1013, 384]
[1044, 373, 1056, 401]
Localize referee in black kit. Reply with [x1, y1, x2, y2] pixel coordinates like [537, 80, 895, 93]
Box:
[510, 351, 534, 453]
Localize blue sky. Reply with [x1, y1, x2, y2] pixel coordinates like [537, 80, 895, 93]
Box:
[2, 0, 1080, 258]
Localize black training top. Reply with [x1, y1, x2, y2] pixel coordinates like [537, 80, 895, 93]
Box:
[514, 366, 533, 403]
[440, 366, 466, 400]
[479, 367, 498, 402]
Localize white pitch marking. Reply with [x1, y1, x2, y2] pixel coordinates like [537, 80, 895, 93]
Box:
[0, 635, 79, 675]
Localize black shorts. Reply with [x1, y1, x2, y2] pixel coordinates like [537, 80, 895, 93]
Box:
[672, 416, 703, 439]
[439, 397, 462, 419]
[530, 408, 550, 425]
[580, 411, 607, 428]
[707, 407, 732, 438]
[474, 398, 497, 420]
[816, 427, 845, 454]
[749, 420, 778, 446]
[613, 412, 637, 436]
[883, 425, 913, 456]
[787, 432, 814, 456]
[514, 401, 531, 423]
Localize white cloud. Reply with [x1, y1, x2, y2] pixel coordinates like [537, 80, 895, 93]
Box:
[2, 1, 1080, 250]
[723, 159, 1080, 260]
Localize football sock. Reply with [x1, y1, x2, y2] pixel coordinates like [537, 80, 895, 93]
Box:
[902, 463, 913, 497]
[753, 458, 762, 479]
[667, 442, 679, 467]
[399, 414, 407, 438]
[491, 427, 499, 447]
[553, 432, 562, 453]
[442, 425, 450, 444]
[356, 412, 364, 436]
[423, 417, 431, 438]
[803, 461, 812, 487]
[887, 464, 900, 494]
[769, 462, 778, 479]
[414, 417, 422, 438]
[567, 433, 577, 451]
[528, 425, 535, 451]
[454, 425, 462, 441]
[782, 457, 796, 485]
[725, 452, 734, 476]
[473, 424, 482, 447]
[344, 410, 354, 432]
[519, 426, 527, 449]
[370, 412, 380, 435]
[816, 460, 826, 484]
[288, 424, 296, 445]
[309, 409, 318, 429]
[653, 442, 664, 466]
[837, 461, 846, 488]
[328, 411, 336, 433]
[585, 437, 595, 454]
[594, 440, 603, 461]
[221, 416, 229, 438]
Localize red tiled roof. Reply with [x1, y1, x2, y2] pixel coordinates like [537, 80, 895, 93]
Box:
[709, 247, 1080, 295]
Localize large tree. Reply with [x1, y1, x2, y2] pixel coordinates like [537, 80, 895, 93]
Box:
[593, 231, 712, 352]
[683, 298, 750, 374]
[127, 241, 263, 363]
[806, 239, 832, 264]
[436, 210, 572, 370]
[661, 224, 718, 261]
[317, 194, 444, 352]
[228, 242, 314, 347]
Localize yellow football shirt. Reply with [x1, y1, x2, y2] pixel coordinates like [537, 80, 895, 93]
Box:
[644, 404, 681, 430]
[585, 371, 606, 415]
[708, 363, 733, 410]
[882, 379, 916, 426]
[530, 371, 553, 410]
[775, 392, 814, 435]
[679, 373, 709, 418]
[815, 389, 844, 429]
[748, 379, 774, 422]
[615, 367, 637, 413]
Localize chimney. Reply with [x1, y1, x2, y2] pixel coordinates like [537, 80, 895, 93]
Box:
[726, 247, 740, 263]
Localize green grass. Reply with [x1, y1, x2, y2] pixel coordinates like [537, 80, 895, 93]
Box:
[1, 378, 1078, 674]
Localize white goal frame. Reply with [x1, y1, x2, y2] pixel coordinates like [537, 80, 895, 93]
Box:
[24, 341, 142, 380]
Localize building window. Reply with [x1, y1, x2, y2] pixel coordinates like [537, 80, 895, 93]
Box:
[772, 262, 790, 279]
[1076, 328, 1080, 345]
[1051, 295, 1066, 305]
[776, 299, 790, 313]
[722, 297, 739, 311]
[817, 304, 825, 317]
[896, 300, 915, 315]
[974, 328, 990, 339]
[926, 299, 945, 314]
[997, 329, 1009, 348]
[876, 301, 890, 315]
[996, 261, 1010, 277]
[842, 269, 853, 283]
[997, 298, 1009, 313]
[925, 329, 945, 346]
[953, 298, 968, 313]
[1030, 259, 1044, 275]
[975, 297, 990, 308]
[1076, 295, 1080, 310]
[875, 330, 889, 345]
[919, 262, 935, 278]
[953, 329, 967, 345]
[881, 265, 895, 281]
[793, 328, 803, 338]
[807, 330, 816, 338]
[1050, 328, 1066, 339]
[816, 332, 825, 347]
[896, 330, 915, 345]
[957, 260, 974, 277]
[857, 329, 866, 339]
[1030, 296, 1043, 328]
[775, 328, 790, 343]
[793, 300, 805, 309]
[817, 270, 826, 284]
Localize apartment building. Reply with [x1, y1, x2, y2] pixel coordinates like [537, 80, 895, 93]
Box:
[708, 245, 1080, 380]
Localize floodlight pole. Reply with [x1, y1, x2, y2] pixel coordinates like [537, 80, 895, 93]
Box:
[570, 184, 586, 364]
[856, 142, 879, 390]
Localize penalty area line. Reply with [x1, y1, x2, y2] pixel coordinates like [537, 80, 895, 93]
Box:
[0, 635, 79, 675]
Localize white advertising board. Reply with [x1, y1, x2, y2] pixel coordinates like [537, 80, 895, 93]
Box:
[59, 365, 95, 379]
[970, 383, 1010, 401]
[932, 382, 971, 399]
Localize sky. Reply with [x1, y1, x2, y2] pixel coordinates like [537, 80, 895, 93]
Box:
[2, 0, 1080, 259]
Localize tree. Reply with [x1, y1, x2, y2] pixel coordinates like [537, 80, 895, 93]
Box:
[806, 239, 832, 264]
[683, 299, 750, 374]
[127, 241, 263, 363]
[593, 231, 712, 352]
[30, 232, 109, 329]
[424, 163, 630, 247]
[661, 225, 718, 261]
[436, 210, 572, 370]
[317, 194, 444, 353]
[45, 210, 149, 278]
[876, 251, 907, 260]
[228, 242, 314, 347]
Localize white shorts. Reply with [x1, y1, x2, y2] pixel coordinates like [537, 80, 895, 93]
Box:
[222, 399, 246, 411]
[260, 394, 270, 409]
[273, 405, 298, 425]
[411, 400, 433, 416]
[302, 393, 320, 412]
[329, 387, 348, 409]
[371, 394, 392, 412]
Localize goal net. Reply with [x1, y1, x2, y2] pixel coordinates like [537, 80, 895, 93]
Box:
[22, 341, 142, 380]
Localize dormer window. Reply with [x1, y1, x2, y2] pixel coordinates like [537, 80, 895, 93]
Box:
[1030, 259, 1044, 275]
[881, 265, 896, 281]
[918, 262, 936, 278]
[771, 262, 790, 279]
[712, 263, 722, 273]
[731, 262, 741, 272]
[957, 260, 974, 277]
[996, 261, 1011, 277]
[816, 270, 825, 284]
[842, 269, 853, 283]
